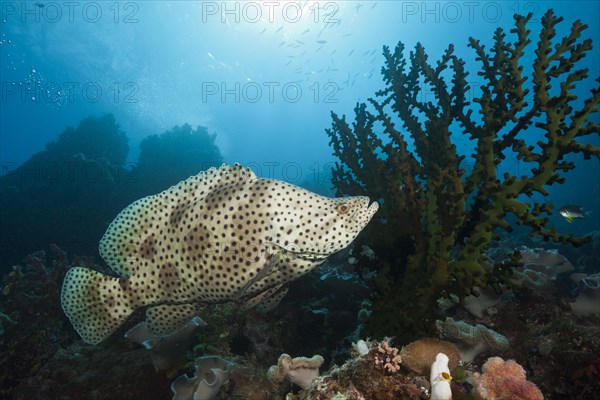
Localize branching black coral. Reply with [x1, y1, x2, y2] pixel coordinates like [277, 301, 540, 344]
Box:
[326, 11, 599, 340]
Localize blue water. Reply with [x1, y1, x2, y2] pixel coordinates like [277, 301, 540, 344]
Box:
[1, 0, 598, 231]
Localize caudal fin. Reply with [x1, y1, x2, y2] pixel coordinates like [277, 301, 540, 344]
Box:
[61, 267, 134, 344]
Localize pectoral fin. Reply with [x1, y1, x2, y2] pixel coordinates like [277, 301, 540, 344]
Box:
[240, 284, 288, 311]
[235, 251, 281, 301]
[257, 285, 288, 312]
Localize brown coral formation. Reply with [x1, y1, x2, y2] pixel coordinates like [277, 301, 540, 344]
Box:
[400, 338, 460, 376]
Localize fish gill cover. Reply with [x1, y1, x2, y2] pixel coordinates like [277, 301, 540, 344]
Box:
[326, 10, 600, 342]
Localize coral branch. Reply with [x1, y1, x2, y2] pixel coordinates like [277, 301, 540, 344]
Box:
[326, 10, 599, 341]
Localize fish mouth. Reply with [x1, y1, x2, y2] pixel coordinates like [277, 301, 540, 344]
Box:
[346, 198, 378, 226]
[358, 198, 379, 222]
[367, 200, 379, 215]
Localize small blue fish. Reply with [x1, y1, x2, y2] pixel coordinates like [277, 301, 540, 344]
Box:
[316, 40, 327, 44]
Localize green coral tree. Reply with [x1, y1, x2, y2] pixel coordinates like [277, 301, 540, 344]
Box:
[326, 11, 599, 341]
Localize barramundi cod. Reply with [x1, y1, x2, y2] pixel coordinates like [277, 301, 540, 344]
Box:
[61, 163, 378, 344]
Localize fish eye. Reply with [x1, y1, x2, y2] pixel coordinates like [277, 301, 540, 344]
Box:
[337, 203, 350, 214]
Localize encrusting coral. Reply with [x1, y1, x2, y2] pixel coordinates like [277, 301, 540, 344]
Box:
[436, 317, 509, 362]
[326, 9, 600, 342]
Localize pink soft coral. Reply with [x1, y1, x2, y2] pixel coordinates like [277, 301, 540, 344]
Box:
[473, 357, 543, 400]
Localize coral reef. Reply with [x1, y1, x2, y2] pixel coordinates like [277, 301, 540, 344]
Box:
[0, 246, 171, 400]
[0, 114, 129, 270]
[326, 10, 600, 342]
[0, 115, 223, 272]
[133, 123, 223, 197]
[298, 339, 425, 400]
[473, 357, 543, 400]
[1, 245, 598, 399]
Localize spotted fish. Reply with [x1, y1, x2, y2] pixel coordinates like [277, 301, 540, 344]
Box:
[61, 163, 378, 344]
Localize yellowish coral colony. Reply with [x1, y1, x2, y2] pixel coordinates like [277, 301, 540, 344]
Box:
[327, 10, 600, 343]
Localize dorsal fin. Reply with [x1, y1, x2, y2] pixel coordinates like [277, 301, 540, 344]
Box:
[99, 163, 257, 277]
